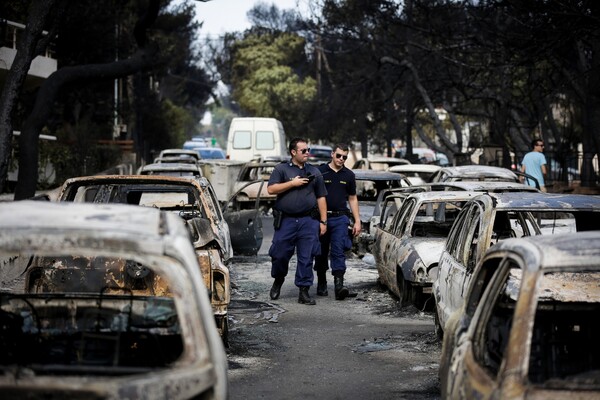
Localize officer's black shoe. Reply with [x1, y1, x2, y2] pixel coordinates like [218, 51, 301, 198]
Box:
[270, 277, 284, 300]
[334, 276, 349, 300]
[316, 275, 328, 296]
[298, 287, 316, 305]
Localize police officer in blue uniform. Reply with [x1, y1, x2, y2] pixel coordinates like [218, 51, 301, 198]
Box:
[268, 137, 328, 305]
[314, 143, 361, 300]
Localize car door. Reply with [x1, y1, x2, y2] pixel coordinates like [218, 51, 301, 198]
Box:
[374, 197, 416, 295]
[387, 198, 418, 295]
[198, 179, 234, 261]
[447, 257, 523, 399]
[437, 200, 485, 327]
[223, 180, 264, 256]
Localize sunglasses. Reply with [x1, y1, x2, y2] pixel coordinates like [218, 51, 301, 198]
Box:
[335, 153, 348, 160]
[297, 148, 310, 154]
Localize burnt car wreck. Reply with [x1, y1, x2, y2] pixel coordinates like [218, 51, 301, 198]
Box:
[57, 175, 235, 342]
[440, 232, 600, 399]
[0, 201, 227, 399]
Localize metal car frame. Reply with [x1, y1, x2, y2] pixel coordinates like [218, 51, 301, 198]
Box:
[439, 232, 600, 399]
[351, 169, 412, 256]
[366, 181, 539, 260]
[433, 191, 600, 339]
[230, 161, 280, 211]
[352, 156, 411, 170]
[157, 148, 201, 161]
[57, 175, 234, 343]
[139, 162, 203, 177]
[374, 191, 478, 307]
[0, 201, 228, 399]
[429, 165, 541, 189]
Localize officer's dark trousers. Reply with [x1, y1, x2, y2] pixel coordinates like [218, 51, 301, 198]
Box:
[269, 216, 320, 287]
[314, 215, 352, 276]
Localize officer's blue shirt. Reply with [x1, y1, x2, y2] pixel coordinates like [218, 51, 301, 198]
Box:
[269, 161, 327, 214]
[318, 163, 356, 211]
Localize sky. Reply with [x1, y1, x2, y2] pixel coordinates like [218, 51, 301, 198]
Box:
[190, 0, 308, 38]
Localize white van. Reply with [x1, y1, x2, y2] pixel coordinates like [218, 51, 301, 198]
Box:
[226, 117, 287, 161]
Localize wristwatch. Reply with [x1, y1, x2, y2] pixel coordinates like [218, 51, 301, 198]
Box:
[320, 220, 327, 225]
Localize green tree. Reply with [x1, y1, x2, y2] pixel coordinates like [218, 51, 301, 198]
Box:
[226, 32, 317, 137]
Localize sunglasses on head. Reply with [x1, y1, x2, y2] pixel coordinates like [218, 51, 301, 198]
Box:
[335, 153, 348, 160]
[297, 148, 310, 154]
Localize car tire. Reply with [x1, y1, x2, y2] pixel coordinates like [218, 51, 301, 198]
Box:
[434, 307, 444, 341]
[397, 272, 412, 307]
[411, 286, 426, 310]
[217, 315, 229, 348]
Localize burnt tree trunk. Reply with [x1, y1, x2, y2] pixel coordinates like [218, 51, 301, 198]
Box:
[15, 49, 159, 199]
[14, 0, 160, 199]
[0, 1, 58, 194]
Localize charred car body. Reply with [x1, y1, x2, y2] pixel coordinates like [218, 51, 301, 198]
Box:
[229, 161, 279, 211]
[57, 175, 236, 342]
[0, 201, 227, 399]
[374, 191, 478, 307]
[387, 164, 442, 186]
[352, 156, 411, 170]
[138, 162, 204, 178]
[366, 181, 539, 263]
[433, 192, 600, 338]
[351, 169, 411, 256]
[428, 164, 541, 189]
[373, 181, 539, 234]
[440, 232, 600, 399]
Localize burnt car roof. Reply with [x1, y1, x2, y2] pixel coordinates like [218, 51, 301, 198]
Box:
[158, 149, 200, 159]
[353, 169, 410, 181]
[359, 156, 411, 163]
[388, 164, 442, 173]
[434, 165, 518, 179]
[488, 231, 600, 271]
[402, 190, 480, 202]
[478, 192, 600, 210]
[60, 174, 210, 188]
[422, 181, 539, 192]
[0, 201, 178, 244]
[141, 163, 203, 172]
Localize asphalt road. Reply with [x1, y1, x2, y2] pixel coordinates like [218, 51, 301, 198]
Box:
[226, 216, 441, 400]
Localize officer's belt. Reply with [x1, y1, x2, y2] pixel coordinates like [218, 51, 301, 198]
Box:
[327, 210, 349, 217]
[283, 208, 316, 218]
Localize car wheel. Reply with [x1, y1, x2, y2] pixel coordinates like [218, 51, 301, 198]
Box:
[434, 307, 444, 341]
[217, 315, 229, 348]
[397, 272, 412, 307]
[410, 286, 424, 310]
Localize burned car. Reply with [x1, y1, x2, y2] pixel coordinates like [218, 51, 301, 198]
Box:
[138, 162, 203, 177]
[387, 164, 442, 186]
[229, 161, 279, 211]
[57, 175, 239, 342]
[352, 169, 411, 256]
[157, 148, 201, 161]
[428, 164, 542, 189]
[374, 181, 539, 226]
[374, 191, 477, 307]
[429, 165, 520, 183]
[440, 232, 600, 399]
[433, 192, 600, 338]
[352, 156, 411, 170]
[365, 181, 539, 261]
[0, 201, 227, 399]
